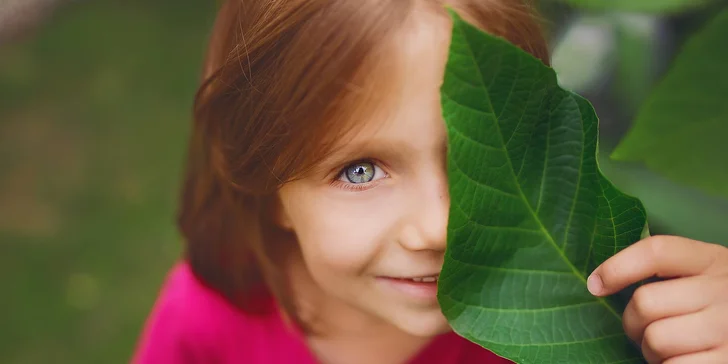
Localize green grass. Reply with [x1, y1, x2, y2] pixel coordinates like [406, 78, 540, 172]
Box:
[0, 1, 215, 362]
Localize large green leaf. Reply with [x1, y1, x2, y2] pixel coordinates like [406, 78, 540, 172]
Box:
[438, 11, 648, 364]
[611, 9, 728, 200]
[559, 0, 713, 13]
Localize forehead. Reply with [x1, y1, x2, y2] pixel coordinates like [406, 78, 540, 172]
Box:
[327, 6, 453, 156]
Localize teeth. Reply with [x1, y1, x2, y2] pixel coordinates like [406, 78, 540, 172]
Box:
[407, 276, 438, 283]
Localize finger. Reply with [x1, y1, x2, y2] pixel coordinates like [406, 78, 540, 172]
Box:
[588, 235, 722, 296]
[640, 308, 724, 363]
[663, 348, 728, 364]
[622, 275, 715, 343]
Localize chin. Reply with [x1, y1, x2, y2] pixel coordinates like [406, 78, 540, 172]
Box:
[394, 308, 453, 337]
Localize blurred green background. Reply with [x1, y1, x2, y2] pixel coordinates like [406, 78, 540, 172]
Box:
[1, 0, 727, 363]
[0, 0, 215, 362]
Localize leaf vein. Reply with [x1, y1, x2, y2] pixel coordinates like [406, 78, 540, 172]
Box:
[455, 19, 624, 326]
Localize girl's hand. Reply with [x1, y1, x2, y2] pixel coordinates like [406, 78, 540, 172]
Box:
[587, 235, 728, 364]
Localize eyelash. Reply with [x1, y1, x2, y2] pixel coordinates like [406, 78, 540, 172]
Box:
[330, 159, 388, 192]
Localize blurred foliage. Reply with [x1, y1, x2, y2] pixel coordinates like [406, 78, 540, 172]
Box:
[550, 0, 728, 204]
[549, 0, 728, 248]
[1, 0, 728, 363]
[612, 9, 728, 200]
[558, 0, 716, 13]
[0, 0, 215, 363]
[613, 14, 660, 113]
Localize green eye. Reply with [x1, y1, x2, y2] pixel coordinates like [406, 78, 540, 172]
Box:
[345, 162, 375, 183]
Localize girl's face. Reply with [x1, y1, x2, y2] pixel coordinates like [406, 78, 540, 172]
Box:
[277, 9, 452, 337]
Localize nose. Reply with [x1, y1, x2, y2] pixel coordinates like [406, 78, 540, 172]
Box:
[399, 172, 450, 252]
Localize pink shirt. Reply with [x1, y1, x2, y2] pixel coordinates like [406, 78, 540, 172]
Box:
[132, 262, 511, 364]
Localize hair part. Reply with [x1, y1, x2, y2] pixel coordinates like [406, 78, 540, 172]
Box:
[178, 0, 549, 330]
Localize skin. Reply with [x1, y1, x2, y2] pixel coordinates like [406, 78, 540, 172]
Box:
[589, 236, 728, 364]
[274, 4, 728, 364]
[277, 6, 452, 364]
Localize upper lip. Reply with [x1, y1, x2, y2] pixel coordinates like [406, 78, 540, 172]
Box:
[383, 273, 440, 279]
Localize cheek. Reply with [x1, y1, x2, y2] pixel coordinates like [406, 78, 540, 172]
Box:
[287, 190, 401, 275]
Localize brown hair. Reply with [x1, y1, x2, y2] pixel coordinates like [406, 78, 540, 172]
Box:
[178, 0, 549, 327]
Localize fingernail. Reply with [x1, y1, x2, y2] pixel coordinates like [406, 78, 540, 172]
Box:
[587, 274, 603, 295]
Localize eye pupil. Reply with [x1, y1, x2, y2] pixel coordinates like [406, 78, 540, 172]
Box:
[345, 162, 375, 183]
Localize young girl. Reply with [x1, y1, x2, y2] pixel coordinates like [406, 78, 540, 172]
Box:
[133, 0, 728, 363]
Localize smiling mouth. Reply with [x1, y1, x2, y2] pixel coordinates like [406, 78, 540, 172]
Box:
[387, 275, 439, 283]
[377, 275, 440, 301]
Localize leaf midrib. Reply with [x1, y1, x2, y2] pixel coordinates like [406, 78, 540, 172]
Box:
[452, 20, 623, 324]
